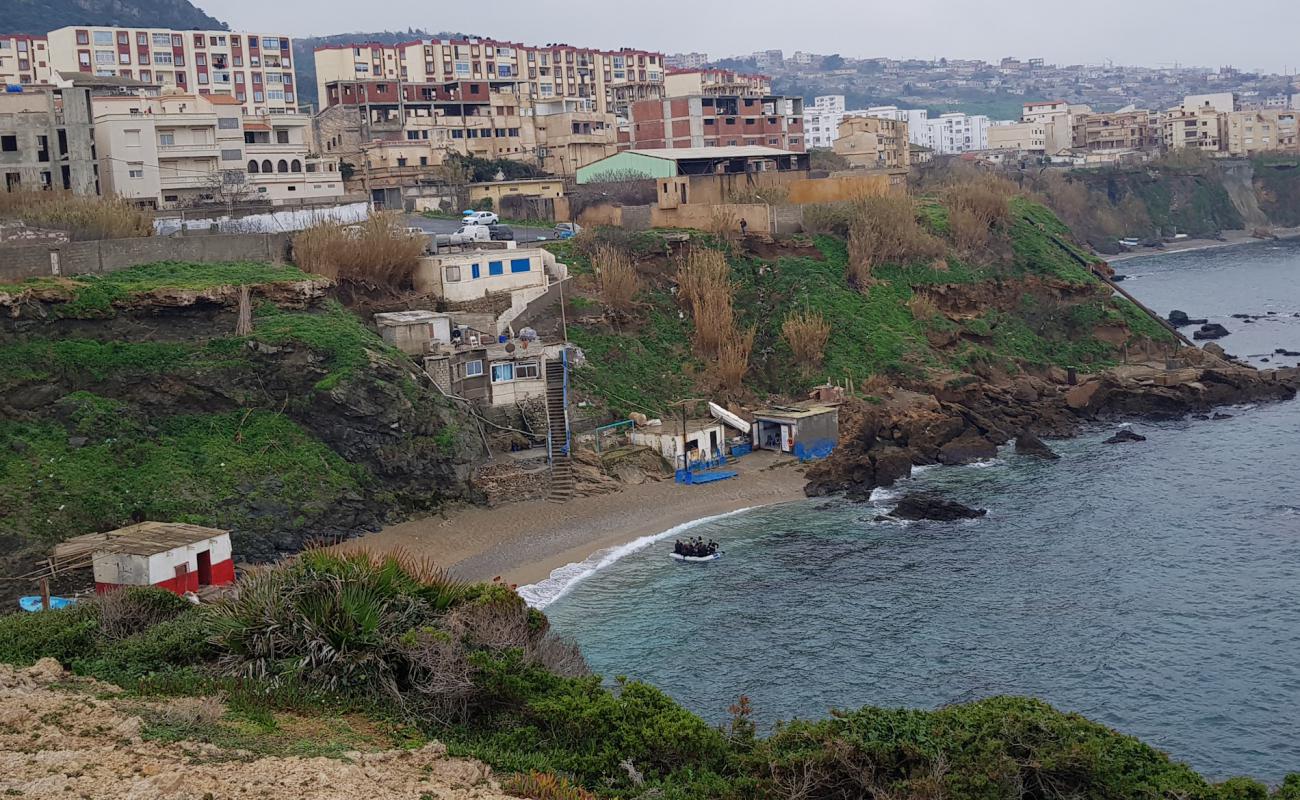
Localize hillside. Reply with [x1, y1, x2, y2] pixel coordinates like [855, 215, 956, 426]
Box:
[0, 0, 224, 35]
[0, 262, 483, 600]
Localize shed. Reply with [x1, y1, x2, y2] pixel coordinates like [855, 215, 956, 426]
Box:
[751, 403, 839, 460]
[631, 418, 727, 469]
[52, 522, 235, 595]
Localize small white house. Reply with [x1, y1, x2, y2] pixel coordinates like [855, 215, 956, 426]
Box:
[416, 248, 549, 303]
[631, 418, 727, 469]
[52, 522, 235, 596]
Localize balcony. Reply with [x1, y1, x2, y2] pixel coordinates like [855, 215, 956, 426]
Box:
[159, 173, 212, 189]
[244, 141, 303, 155]
[157, 142, 219, 158]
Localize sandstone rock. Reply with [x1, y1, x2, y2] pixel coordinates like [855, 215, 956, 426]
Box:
[872, 446, 913, 487]
[1202, 342, 1228, 359]
[1064, 381, 1102, 410]
[890, 492, 987, 521]
[1103, 429, 1147, 443]
[1014, 432, 1060, 459]
[938, 432, 998, 465]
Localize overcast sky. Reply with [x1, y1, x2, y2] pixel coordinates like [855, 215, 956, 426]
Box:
[215, 0, 1299, 74]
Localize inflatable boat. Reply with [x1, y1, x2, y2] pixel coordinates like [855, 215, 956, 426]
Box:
[670, 551, 723, 563]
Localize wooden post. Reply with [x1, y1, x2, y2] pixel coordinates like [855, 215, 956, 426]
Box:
[39, 577, 50, 611]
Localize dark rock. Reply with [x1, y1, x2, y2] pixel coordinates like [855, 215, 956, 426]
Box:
[66, 436, 88, 448]
[1212, 412, 1234, 420]
[1275, 348, 1300, 356]
[872, 446, 914, 487]
[1193, 323, 1230, 340]
[1112, 274, 1126, 281]
[890, 492, 988, 521]
[1168, 309, 1190, 326]
[1261, 358, 1270, 363]
[1267, 311, 1277, 315]
[938, 432, 998, 465]
[1014, 432, 1060, 459]
[1103, 429, 1147, 444]
[1193, 414, 1210, 420]
[1244, 319, 1256, 324]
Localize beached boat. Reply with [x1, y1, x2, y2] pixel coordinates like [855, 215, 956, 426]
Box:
[670, 552, 723, 563]
[18, 596, 77, 612]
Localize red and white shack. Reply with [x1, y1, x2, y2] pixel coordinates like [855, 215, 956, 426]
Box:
[53, 522, 235, 595]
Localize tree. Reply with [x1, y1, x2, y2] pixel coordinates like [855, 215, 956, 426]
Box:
[197, 169, 255, 207]
[823, 54, 845, 71]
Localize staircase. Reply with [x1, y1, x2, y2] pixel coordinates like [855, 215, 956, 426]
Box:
[545, 357, 573, 503]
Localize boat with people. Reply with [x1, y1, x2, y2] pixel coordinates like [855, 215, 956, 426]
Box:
[671, 537, 722, 562]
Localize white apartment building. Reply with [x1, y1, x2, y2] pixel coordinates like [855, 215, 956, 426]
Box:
[789, 51, 816, 66]
[93, 92, 343, 208]
[0, 35, 53, 86]
[46, 26, 298, 115]
[865, 105, 932, 147]
[666, 52, 709, 70]
[918, 112, 989, 154]
[804, 94, 846, 149]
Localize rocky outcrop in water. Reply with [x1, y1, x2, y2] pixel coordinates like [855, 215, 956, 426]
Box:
[1193, 323, 1230, 340]
[889, 492, 987, 521]
[1103, 429, 1147, 444]
[1014, 432, 1060, 459]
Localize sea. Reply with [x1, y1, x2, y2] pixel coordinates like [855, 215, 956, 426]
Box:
[529, 239, 1300, 782]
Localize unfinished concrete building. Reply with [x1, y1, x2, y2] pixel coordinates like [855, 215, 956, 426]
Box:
[0, 86, 98, 194]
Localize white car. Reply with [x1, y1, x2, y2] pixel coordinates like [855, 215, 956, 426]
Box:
[462, 210, 499, 226]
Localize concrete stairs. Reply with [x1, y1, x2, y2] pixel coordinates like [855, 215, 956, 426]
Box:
[545, 359, 572, 503]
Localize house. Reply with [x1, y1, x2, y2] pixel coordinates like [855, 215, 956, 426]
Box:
[51, 522, 235, 595]
[751, 403, 839, 460]
[415, 247, 551, 304]
[624, 94, 805, 151]
[631, 418, 728, 469]
[374, 310, 452, 355]
[422, 319, 559, 408]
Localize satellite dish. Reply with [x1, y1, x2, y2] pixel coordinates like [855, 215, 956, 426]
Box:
[504, 342, 516, 353]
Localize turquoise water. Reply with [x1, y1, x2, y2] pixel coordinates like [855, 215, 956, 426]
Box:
[537, 240, 1300, 781]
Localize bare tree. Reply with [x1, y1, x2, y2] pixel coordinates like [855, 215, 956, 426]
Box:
[197, 169, 256, 207]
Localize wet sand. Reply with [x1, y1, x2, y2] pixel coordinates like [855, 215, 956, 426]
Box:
[354, 450, 808, 586]
[1107, 227, 1300, 263]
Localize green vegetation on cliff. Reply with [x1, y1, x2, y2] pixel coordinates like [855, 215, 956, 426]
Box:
[2, 556, 1295, 799]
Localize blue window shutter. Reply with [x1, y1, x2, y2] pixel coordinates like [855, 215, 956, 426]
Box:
[471, 263, 481, 279]
[510, 258, 531, 273]
[488, 260, 504, 276]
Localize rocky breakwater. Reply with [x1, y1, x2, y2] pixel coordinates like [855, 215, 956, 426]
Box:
[804, 345, 1298, 499]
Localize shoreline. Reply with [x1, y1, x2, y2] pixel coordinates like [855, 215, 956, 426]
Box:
[352, 449, 808, 590]
[1106, 226, 1300, 263]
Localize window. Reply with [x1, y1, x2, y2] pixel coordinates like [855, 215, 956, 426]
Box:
[491, 363, 514, 382]
[79, 52, 91, 67]
[152, 33, 171, 47]
[154, 52, 173, 65]
[93, 31, 113, 46]
[444, 265, 462, 282]
[247, 36, 259, 48]
[262, 37, 280, 50]
[119, 53, 130, 64]
[196, 53, 206, 66]
[515, 361, 540, 380]
[221, 148, 242, 161]
[95, 51, 115, 65]
[0, 135, 17, 152]
[127, 163, 144, 178]
[510, 258, 531, 273]
[462, 360, 484, 378]
[158, 132, 174, 146]
[197, 73, 208, 84]
[253, 91, 264, 102]
[266, 89, 284, 101]
[217, 117, 239, 129]
[76, 31, 90, 45]
[470, 263, 481, 279]
[138, 52, 148, 65]
[137, 32, 147, 45]
[172, 35, 183, 47]
[247, 159, 260, 173]
[174, 54, 184, 66]
[488, 260, 504, 276]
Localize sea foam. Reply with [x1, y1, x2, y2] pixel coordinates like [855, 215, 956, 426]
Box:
[517, 507, 756, 608]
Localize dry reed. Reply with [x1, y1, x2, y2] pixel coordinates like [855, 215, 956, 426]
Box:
[716, 325, 756, 393]
[676, 247, 735, 357]
[292, 212, 424, 291]
[781, 310, 831, 368]
[846, 194, 944, 288]
[0, 190, 153, 240]
[592, 243, 640, 316]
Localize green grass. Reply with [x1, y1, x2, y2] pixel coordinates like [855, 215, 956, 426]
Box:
[1007, 197, 1099, 283]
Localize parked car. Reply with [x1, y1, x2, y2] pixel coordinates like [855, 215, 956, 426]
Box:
[453, 224, 493, 241]
[489, 225, 515, 241]
[462, 210, 499, 226]
[553, 222, 582, 240]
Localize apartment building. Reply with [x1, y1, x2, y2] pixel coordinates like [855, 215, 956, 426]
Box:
[987, 121, 1047, 153]
[925, 112, 989, 154]
[863, 106, 932, 148]
[665, 52, 709, 70]
[93, 92, 342, 208]
[832, 115, 910, 169]
[1183, 92, 1236, 114]
[0, 35, 53, 86]
[1224, 109, 1299, 156]
[531, 97, 618, 176]
[1161, 105, 1225, 152]
[1071, 110, 1158, 151]
[626, 94, 805, 151]
[0, 86, 98, 193]
[314, 38, 663, 118]
[664, 68, 771, 98]
[46, 26, 297, 115]
[1021, 100, 1070, 124]
[804, 95, 845, 149]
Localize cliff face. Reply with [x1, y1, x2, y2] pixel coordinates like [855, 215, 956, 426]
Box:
[0, 265, 483, 598]
[0, 0, 224, 35]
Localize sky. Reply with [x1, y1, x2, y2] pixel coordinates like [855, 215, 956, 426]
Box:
[212, 0, 1300, 74]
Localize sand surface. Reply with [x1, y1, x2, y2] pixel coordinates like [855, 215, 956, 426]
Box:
[1107, 227, 1300, 263]
[357, 450, 809, 587]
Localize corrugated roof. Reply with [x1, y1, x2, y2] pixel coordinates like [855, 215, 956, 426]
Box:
[52, 522, 229, 561]
[625, 145, 797, 161]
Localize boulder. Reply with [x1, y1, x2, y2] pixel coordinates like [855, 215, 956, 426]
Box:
[938, 432, 998, 465]
[1103, 428, 1147, 444]
[872, 446, 914, 487]
[1275, 348, 1300, 357]
[1212, 412, 1234, 420]
[1202, 342, 1228, 359]
[890, 492, 988, 521]
[1193, 323, 1230, 340]
[1064, 380, 1102, 410]
[1168, 309, 1190, 326]
[1014, 432, 1060, 459]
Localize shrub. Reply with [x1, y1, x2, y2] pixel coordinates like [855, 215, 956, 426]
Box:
[715, 325, 755, 393]
[781, 310, 831, 368]
[0, 603, 100, 666]
[846, 195, 945, 289]
[292, 213, 424, 291]
[502, 771, 597, 800]
[802, 202, 853, 236]
[94, 586, 192, 642]
[79, 611, 215, 683]
[676, 247, 735, 358]
[592, 243, 640, 317]
[0, 190, 153, 240]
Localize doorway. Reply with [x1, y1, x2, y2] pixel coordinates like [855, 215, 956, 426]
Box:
[709, 429, 719, 460]
[196, 550, 213, 586]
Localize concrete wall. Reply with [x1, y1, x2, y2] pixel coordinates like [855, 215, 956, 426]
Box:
[0, 232, 293, 282]
[786, 172, 895, 204]
[650, 203, 768, 232]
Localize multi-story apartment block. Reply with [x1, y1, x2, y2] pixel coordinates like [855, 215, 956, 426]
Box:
[665, 52, 709, 70]
[1182, 92, 1237, 114]
[1161, 105, 1225, 152]
[1071, 110, 1158, 151]
[0, 86, 98, 193]
[46, 26, 298, 115]
[0, 35, 53, 86]
[832, 115, 910, 169]
[1224, 109, 1298, 156]
[923, 112, 989, 154]
[1021, 100, 1070, 124]
[626, 94, 805, 151]
[804, 95, 845, 149]
[864, 106, 933, 148]
[93, 92, 342, 208]
[987, 120, 1048, 153]
[750, 50, 784, 71]
[314, 38, 663, 118]
[664, 68, 771, 99]
[531, 97, 619, 176]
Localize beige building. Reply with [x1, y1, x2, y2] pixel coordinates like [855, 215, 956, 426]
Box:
[1071, 110, 1158, 151]
[46, 26, 298, 115]
[93, 92, 343, 208]
[0, 35, 53, 86]
[988, 121, 1047, 152]
[1224, 110, 1299, 156]
[313, 38, 664, 118]
[1162, 105, 1225, 152]
[833, 115, 910, 169]
[531, 97, 618, 176]
[663, 68, 770, 98]
[1183, 92, 1236, 114]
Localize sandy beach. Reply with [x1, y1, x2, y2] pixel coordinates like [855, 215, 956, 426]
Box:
[1107, 226, 1300, 263]
[354, 449, 809, 587]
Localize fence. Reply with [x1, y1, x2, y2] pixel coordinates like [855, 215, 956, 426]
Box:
[0, 232, 293, 282]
